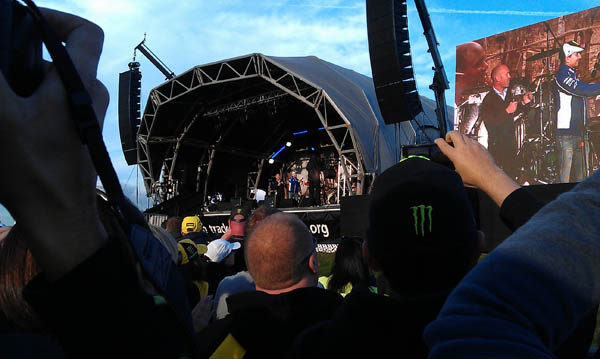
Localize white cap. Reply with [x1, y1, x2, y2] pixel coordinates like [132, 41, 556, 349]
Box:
[205, 239, 241, 263]
[563, 41, 584, 57]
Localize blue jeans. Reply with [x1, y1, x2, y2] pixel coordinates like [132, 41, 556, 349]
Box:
[558, 135, 583, 183]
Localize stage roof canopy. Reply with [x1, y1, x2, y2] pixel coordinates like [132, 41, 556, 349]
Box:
[137, 53, 441, 204]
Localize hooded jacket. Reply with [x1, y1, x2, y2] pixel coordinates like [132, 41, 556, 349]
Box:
[554, 63, 600, 136]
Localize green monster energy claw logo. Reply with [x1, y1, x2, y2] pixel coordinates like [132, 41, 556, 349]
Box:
[410, 205, 433, 237]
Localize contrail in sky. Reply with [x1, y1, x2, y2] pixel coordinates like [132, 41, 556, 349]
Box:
[425, 8, 566, 17]
[264, 2, 568, 17]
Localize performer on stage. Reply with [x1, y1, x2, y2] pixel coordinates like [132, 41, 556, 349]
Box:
[554, 41, 600, 183]
[288, 171, 301, 203]
[307, 153, 322, 206]
[479, 64, 532, 180]
[274, 173, 286, 206]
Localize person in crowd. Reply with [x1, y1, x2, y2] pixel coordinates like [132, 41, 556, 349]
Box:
[0, 226, 66, 358]
[0, 8, 197, 357]
[455, 41, 490, 105]
[177, 236, 211, 306]
[423, 130, 600, 358]
[554, 40, 600, 183]
[0, 225, 10, 244]
[211, 206, 281, 320]
[149, 224, 179, 265]
[205, 239, 241, 264]
[318, 236, 375, 297]
[290, 155, 484, 358]
[196, 212, 343, 358]
[0, 227, 42, 332]
[181, 215, 208, 245]
[203, 239, 241, 297]
[429, 131, 598, 358]
[219, 205, 248, 273]
[165, 216, 183, 240]
[479, 63, 532, 180]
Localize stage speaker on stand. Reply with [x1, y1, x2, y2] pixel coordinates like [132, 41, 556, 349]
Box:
[366, 0, 423, 124]
[118, 62, 142, 165]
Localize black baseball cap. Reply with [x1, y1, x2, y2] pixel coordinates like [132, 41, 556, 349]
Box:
[367, 157, 477, 295]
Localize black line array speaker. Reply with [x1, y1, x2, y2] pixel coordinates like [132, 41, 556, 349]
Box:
[366, 0, 423, 124]
[118, 63, 142, 165]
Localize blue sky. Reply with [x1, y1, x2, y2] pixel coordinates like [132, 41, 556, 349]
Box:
[1, 0, 597, 225]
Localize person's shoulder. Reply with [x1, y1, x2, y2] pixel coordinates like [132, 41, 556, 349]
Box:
[219, 271, 255, 289]
[555, 64, 571, 78]
[318, 275, 331, 289]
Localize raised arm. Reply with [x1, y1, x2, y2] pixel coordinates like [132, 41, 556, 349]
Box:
[555, 69, 600, 98]
[434, 131, 519, 207]
[424, 168, 600, 358]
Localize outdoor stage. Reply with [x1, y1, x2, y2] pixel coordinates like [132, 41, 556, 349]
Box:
[129, 53, 441, 244]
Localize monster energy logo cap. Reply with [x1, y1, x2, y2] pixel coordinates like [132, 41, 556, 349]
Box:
[366, 156, 477, 294]
[411, 204, 433, 237]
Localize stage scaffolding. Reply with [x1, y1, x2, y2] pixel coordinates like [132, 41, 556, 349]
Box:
[137, 53, 412, 207]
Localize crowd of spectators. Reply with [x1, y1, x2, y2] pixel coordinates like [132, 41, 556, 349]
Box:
[4, 5, 600, 359]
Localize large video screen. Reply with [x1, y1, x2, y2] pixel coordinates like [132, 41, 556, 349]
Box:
[455, 6, 600, 185]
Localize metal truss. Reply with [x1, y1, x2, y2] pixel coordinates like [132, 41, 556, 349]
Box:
[138, 54, 367, 205]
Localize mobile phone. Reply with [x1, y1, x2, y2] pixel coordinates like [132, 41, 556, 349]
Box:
[0, 0, 43, 97]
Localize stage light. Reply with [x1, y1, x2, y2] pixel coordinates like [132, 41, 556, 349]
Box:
[268, 158, 275, 164]
[271, 145, 286, 159]
[293, 130, 308, 135]
[286, 141, 292, 147]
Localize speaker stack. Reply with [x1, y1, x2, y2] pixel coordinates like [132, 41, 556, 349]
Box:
[366, 0, 423, 124]
[118, 62, 142, 165]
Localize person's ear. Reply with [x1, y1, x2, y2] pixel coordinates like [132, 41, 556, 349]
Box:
[362, 240, 381, 271]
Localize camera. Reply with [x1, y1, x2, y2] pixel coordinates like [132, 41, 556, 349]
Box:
[400, 143, 454, 169]
[0, 0, 43, 97]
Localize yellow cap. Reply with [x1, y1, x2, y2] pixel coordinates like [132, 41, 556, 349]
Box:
[181, 216, 202, 234]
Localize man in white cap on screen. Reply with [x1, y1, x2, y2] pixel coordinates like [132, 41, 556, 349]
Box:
[554, 40, 600, 183]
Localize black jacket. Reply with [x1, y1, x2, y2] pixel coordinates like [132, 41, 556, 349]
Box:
[288, 287, 447, 358]
[196, 287, 343, 358]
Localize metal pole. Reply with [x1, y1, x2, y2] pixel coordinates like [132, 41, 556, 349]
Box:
[414, 0, 450, 138]
[254, 158, 265, 198]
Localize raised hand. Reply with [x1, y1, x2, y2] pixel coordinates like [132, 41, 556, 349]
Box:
[0, 8, 109, 280]
[434, 131, 519, 207]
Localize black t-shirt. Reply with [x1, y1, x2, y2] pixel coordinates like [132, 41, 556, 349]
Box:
[307, 158, 322, 182]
